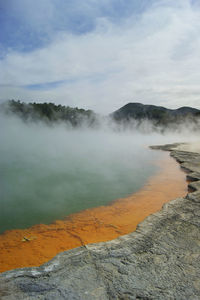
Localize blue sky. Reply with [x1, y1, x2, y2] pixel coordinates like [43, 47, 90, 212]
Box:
[0, 0, 200, 113]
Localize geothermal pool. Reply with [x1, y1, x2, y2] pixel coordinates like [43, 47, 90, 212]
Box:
[0, 116, 188, 272]
[0, 117, 160, 234]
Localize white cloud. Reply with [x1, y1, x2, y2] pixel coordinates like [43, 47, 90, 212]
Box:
[1, 0, 200, 113]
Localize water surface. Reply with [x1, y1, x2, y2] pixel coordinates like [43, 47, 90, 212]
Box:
[0, 116, 160, 233]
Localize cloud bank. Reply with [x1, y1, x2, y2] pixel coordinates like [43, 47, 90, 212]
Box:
[0, 0, 200, 113]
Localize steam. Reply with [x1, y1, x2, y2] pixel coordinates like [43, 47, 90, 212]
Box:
[0, 111, 199, 233]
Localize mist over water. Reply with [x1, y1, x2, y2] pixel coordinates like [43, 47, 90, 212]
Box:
[0, 114, 198, 234]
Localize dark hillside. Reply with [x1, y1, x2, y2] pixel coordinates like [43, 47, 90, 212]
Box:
[112, 102, 200, 126]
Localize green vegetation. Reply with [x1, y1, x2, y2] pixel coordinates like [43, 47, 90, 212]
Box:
[2, 100, 200, 132]
[2, 100, 98, 127]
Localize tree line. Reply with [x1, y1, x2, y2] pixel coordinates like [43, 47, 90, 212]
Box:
[2, 100, 98, 127]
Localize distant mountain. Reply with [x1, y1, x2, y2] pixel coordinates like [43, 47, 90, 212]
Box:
[2, 100, 200, 131]
[111, 102, 200, 125]
[172, 106, 200, 116]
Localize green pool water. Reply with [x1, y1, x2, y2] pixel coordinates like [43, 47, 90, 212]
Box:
[0, 117, 160, 233]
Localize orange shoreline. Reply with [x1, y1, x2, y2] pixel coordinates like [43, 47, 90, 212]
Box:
[0, 151, 187, 273]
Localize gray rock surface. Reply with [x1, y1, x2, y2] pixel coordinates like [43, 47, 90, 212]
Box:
[1, 143, 200, 300]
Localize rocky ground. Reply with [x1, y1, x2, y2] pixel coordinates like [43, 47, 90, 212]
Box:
[0, 143, 200, 300]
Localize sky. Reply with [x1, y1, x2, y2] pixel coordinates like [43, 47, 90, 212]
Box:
[0, 0, 200, 113]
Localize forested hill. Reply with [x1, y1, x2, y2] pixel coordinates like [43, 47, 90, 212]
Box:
[112, 102, 200, 126]
[2, 100, 200, 131]
[2, 100, 98, 127]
